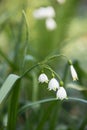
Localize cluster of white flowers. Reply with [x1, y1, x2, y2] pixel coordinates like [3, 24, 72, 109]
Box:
[33, 6, 55, 19]
[33, 6, 57, 31]
[38, 73, 67, 100]
[38, 62, 78, 100]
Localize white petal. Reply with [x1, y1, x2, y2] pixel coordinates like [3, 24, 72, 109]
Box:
[48, 78, 59, 91]
[33, 6, 55, 19]
[38, 73, 48, 83]
[56, 87, 67, 100]
[57, 0, 66, 4]
[45, 18, 57, 30]
[70, 65, 78, 81]
[45, 6, 55, 18]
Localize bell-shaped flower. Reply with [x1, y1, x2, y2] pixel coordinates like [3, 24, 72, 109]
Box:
[70, 65, 78, 81]
[33, 6, 55, 19]
[38, 73, 48, 83]
[56, 87, 67, 100]
[57, 0, 66, 4]
[48, 78, 59, 91]
[45, 18, 57, 31]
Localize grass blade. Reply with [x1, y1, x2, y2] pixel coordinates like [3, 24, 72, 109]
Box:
[19, 97, 87, 114]
[7, 80, 21, 130]
[0, 74, 20, 105]
[67, 83, 87, 91]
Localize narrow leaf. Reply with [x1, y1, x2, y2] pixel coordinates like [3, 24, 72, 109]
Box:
[67, 83, 87, 91]
[19, 97, 87, 114]
[0, 74, 20, 105]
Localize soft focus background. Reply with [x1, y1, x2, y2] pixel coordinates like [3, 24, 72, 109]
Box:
[0, 0, 87, 130]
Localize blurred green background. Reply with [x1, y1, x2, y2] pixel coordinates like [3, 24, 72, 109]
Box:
[0, 0, 87, 130]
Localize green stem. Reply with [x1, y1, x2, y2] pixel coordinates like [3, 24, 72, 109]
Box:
[44, 65, 62, 81]
[7, 80, 20, 130]
[21, 10, 29, 73]
[32, 72, 38, 101]
[43, 54, 69, 64]
[21, 53, 70, 79]
[20, 63, 39, 78]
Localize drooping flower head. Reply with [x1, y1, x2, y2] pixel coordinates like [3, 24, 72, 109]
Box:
[70, 65, 78, 81]
[38, 73, 49, 83]
[45, 18, 57, 30]
[33, 6, 55, 19]
[48, 78, 59, 91]
[57, 0, 66, 4]
[68, 60, 78, 81]
[56, 87, 67, 100]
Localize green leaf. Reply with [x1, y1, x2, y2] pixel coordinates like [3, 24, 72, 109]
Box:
[7, 80, 21, 130]
[0, 74, 20, 105]
[19, 97, 87, 114]
[67, 83, 87, 91]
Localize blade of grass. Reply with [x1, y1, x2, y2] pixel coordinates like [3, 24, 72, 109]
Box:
[21, 10, 29, 73]
[67, 83, 87, 91]
[18, 97, 87, 114]
[36, 102, 56, 130]
[69, 97, 87, 104]
[32, 72, 38, 101]
[78, 116, 87, 130]
[48, 103, 60, 130]
[0, 74, 20, 105]
[14, 16, 24, 69]
[7, 80, 21, 130]
[6, 63, 40, 130]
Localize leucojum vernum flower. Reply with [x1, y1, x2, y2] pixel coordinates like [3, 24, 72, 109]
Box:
[33, 6, 57, 31]
[68, 60, 78, 81]
[38, 57, 78, 100]
[38, 73, 49, 83]
[56, 87, 67, 100]
[48, 78, 59, 91]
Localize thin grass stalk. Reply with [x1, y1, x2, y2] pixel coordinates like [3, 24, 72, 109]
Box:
[32, 72, 38, 102]
[7, 80, 21, 130]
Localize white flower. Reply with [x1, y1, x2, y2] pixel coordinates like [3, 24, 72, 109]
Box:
[33, 6, 55, 19]
[48, 78, 59, 91]
[38, 73, 48, 83]
[70, 65, 78, 81]
[56, 87, 67, 100]
[57, 0, 66, 4]
[45, 18, 57, 31]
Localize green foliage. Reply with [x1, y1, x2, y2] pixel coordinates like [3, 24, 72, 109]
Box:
[0, 74, 20, 105]
[0, 0, 87, 130]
